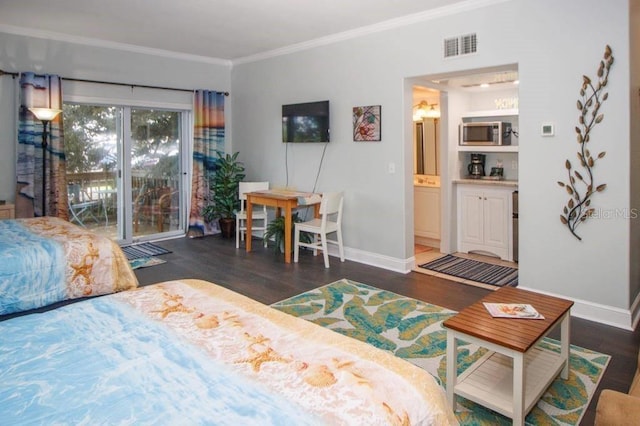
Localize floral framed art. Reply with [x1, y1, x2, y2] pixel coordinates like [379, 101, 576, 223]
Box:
[353, 105, 381, 141]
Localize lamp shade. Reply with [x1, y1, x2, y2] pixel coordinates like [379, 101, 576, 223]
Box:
[28, 107, 62, 121]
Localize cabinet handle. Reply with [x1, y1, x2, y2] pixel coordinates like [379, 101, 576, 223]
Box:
[484, 197, 487, 200]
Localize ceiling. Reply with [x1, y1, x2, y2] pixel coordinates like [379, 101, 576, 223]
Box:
[0, 0, 471, 62]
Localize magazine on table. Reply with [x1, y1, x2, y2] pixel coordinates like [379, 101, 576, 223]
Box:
[483, 302, 545, 319]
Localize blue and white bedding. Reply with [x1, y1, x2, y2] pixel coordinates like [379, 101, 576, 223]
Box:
[0, 217, 138, 315]
[0, 279, 458, 425]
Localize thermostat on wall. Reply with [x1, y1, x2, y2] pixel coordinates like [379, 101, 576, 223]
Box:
[541, 122, 554, 136]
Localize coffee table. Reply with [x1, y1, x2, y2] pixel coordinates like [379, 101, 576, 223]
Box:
[443, 286, 574, 425]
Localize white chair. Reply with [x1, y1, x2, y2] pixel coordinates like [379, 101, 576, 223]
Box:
[236, 181, 269, 248]
[294, 191, 344, 268]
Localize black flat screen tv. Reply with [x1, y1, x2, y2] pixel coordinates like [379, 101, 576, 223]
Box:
[282, 100, 330, 143]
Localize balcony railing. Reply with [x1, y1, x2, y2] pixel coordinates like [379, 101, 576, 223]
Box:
[66, 171, 180, 239]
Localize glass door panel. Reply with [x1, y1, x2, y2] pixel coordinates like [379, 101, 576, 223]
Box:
[63, 104, 121, 239]
[130, 108, 182, 239]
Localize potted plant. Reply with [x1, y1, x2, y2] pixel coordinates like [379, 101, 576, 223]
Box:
[264, 212, 312, 253]
[202, 151, 246, 238]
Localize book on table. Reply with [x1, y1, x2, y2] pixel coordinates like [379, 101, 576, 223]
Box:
[483, 302, 545, 319]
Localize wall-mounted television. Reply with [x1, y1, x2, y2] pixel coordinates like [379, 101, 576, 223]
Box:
[282, 100, 330, 143]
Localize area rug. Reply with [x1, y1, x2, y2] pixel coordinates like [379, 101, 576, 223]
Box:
[271, 279, 610, 425]
[121, 242, 171, 260]
[129, 256, 166, 270]
[419, 254, 518, 287]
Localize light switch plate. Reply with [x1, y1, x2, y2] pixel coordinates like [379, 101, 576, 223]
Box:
[541, 122, 554, 136]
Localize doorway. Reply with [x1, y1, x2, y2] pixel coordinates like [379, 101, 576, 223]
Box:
[412, 85, 442, 263]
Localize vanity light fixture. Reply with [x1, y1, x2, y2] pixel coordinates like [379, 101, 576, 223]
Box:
[413, 100, 440, 120]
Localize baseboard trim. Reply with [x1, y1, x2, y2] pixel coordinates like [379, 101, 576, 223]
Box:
[331, 245, 635, 330]
[518, 284, 635, 331]
[327, 245, 413, 273]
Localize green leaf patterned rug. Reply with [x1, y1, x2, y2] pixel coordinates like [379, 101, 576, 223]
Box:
[271, 279, 610, 425]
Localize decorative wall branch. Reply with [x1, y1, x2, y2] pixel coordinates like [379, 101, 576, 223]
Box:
[558, 45, 614, 241]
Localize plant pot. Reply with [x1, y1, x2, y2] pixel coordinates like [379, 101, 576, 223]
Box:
[218, 218, 235, 239]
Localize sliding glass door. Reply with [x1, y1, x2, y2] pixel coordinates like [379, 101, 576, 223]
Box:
[63, 104, 187, 244]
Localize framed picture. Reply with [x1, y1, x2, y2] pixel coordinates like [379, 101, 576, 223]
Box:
[353, 105, 381, 141]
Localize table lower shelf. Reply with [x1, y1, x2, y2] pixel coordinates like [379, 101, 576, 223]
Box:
[455, 346, 566, 418]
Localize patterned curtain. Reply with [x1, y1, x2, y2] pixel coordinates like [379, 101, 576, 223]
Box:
[188, 90, 225, 237]
[16, 73, 68, 219]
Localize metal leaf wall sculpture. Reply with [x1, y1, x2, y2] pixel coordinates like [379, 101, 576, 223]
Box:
[558, 45, 614, 241]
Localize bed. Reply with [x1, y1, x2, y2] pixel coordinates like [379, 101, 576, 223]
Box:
[0, 216, 138, 315]
[0, 279, 458, 425]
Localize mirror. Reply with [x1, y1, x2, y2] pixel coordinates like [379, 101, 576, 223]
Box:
[414, 118, 439, 176]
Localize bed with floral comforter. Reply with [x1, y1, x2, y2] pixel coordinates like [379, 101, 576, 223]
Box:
[0, 279, 458, 425]
[0, 216, 138, 315]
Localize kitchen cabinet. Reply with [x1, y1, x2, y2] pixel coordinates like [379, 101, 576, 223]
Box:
[414, 185, 440, 242]
[457, 185, 512, 260]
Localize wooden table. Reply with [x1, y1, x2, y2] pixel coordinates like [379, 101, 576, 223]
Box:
[245, 190, 320, 263]
[443, 286, 574, 425]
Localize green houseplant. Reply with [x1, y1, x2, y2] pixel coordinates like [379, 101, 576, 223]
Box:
[264, 212, 312, 253]
[202, 151, 245, 238]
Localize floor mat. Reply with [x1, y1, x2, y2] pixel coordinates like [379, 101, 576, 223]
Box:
[272, 279, 609, 425]
[129, 256, 167, 270]
[419, 254, 518, 287]
[121, 242, 171, 260]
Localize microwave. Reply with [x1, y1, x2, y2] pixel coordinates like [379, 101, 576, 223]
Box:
[459, 121, 512, 146]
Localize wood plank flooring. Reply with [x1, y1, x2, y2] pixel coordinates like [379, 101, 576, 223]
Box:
[137, 235, 640, 425]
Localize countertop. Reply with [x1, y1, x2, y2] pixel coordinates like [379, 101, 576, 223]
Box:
[453, 178, 518, 188]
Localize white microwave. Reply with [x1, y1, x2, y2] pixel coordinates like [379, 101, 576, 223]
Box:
[459, 122, 512, 146]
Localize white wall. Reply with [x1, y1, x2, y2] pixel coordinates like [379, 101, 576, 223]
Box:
[516, 1, 631, 322]
[0, 31, 231, 202]
[232, 0, 637, 327]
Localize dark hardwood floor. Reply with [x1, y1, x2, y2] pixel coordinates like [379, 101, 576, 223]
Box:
[137, 235, 640, 425]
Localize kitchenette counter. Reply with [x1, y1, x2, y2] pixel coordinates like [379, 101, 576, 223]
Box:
[453, 178, 518, 188]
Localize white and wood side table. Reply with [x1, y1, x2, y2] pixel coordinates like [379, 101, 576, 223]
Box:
[443, 286, 574, 425]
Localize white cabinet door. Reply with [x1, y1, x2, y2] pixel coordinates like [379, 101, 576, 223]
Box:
[414, 186, 441, 239]
[483, 190, 509, 251]
[458, 185, 512, 260]
[459, 189, 484, 245]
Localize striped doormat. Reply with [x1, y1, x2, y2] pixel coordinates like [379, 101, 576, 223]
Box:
[121, 242, 171, 260]
[419, 254, 518, 287]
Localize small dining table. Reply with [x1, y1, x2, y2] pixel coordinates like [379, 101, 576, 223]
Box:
[245, 190, 321, 263]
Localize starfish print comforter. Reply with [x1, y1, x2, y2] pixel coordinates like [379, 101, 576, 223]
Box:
[0, 279, 458, 425]
[0, 216, 138, 315]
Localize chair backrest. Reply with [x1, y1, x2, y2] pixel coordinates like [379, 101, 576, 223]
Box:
[319, 191, 344, 225]
[238, 181, 269, 213]
[239, 181, 269, 200]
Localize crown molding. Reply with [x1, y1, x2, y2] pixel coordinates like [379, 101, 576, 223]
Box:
[0, 24, 232, 67]
[0, 0, 510, 68]
[232, 0, 511, 66]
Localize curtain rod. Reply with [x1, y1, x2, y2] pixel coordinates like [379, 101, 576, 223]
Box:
[0, 69, 229, 96]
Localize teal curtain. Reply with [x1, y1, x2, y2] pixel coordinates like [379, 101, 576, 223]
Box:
[16, 73, 68, 219]
[188, 90, 225, 237]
